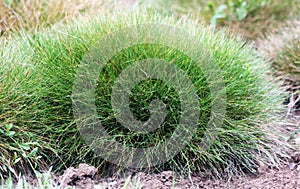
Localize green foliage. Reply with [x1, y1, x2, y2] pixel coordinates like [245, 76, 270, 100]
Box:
[1, 167, 67, 189]
[0, 11, 287, 178]
[0, 37, 53, 179]
[1, 169, 145, 189]
[210, 0, 268, 26]
[210, 4, 227, 26]
[0, 123, 46, 179]
[141, 0, 270, 26]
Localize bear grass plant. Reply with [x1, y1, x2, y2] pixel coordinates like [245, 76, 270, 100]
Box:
[0, 11, 289, 179]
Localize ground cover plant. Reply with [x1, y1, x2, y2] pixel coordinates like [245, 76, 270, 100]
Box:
[258, 19, 300, 113]
[0, 9, 289, 183]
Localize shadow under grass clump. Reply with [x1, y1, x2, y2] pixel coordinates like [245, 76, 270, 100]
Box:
[0, 11, 289, 178]
[258, 19, 300, 113]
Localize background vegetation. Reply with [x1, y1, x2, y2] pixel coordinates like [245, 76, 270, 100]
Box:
[140, 0, 300, 39]
[0, 0, 132, 37]
[258, 19, 300, 114]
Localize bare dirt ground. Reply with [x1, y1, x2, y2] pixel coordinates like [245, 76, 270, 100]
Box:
[46, 113, 300, 189]
[94, 164, 300, 189]
[55, 155, 300, 189]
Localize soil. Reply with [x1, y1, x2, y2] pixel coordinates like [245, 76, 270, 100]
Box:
[55, 156, 300, 189]
[95, 165, 300, 189]
[43, 114, 299, 189]
[16, 112, 298, 189]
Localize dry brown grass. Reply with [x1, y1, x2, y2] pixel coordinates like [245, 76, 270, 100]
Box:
[257, 19, 300, 84]
[0, 0, 136, 37]
[257, 19, 300, 113]
[1, 0, 299, 40]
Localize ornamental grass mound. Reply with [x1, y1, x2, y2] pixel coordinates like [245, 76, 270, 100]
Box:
[0, 11, 288, 178]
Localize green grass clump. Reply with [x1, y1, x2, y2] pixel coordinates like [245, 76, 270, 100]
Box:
[0, 11, 288, 178]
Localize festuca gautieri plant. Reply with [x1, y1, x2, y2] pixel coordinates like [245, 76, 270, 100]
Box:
[0, 11, 288, 178]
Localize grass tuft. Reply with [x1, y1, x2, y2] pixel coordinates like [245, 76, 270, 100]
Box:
[0, 10, 289, 178]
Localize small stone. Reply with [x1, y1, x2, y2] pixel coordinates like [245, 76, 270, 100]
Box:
[58, 164, 97, 188]
[59, 167, 78, 186]
[78, 163, 97, 178]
